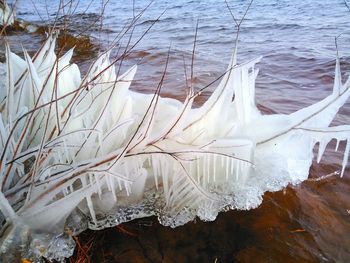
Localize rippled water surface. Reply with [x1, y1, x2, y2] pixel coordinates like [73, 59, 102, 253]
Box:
[5, 0, 350, 262]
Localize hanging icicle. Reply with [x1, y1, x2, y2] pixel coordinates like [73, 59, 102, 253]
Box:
[1, 31, 350, 262]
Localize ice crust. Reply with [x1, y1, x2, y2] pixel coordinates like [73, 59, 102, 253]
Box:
[0, 34, 350, 261]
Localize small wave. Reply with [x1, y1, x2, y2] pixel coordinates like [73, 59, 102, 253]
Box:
[137, 17, 174, 26]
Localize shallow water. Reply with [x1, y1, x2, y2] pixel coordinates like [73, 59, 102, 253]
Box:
[5, 0, 350, 262]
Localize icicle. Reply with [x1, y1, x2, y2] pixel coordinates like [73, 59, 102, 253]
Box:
[81, 176, 98, 225]
[106, 174, 112, 191]
[110, 176, 117, 202]
[225, 156, 230, 180]
[341, 139, 350, 177]
[230, 158, 234, 177]
[67, 184, 72, 193]
[117, 178, 122, 191]
[0, 191, 18, 222]
[4, 31, 350, 261]
[160, 156, 166, 179]
[124, 181, 130, 196]
[15, 163, 25, 177]
[202, 154, 207, 184]
[89, 173, 94, 186]
[95, 174, 102, 199]
[0, 2, 14, 26]
[162, 158, 169, 198]
[213, 154, 217, 182]
[196, 155, 201, 183]
[317, 138, 328, 163]
[5, 44, 14, 127]
[86, 194, 98, 225]
[235, 161, 240, 181]
[154, 168, 159, 190]
[0, 117, 7, 151]
[335, 139, 340, 152]
[333, 56, 342, 96]
[206, 154, 210, 184]
[151, 155, 159, 190]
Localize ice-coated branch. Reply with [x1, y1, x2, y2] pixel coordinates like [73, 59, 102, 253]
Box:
[0, 30, 349, 262]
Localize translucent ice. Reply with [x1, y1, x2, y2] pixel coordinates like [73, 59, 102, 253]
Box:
[0, 33, 349, 261]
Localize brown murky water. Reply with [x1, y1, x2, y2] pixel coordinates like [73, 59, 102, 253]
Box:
[68, 162, 350, 263]
[2, 0, 350, 262]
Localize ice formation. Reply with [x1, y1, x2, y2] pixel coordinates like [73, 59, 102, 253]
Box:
[0, 1, 14, 26]
[0, 33, 349, 261]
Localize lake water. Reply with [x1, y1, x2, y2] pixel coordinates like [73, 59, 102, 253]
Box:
[5, 0, 350, 262]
